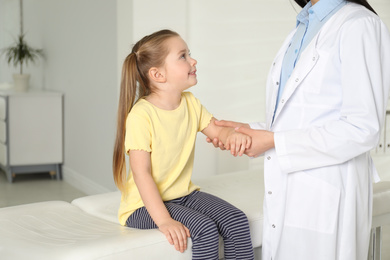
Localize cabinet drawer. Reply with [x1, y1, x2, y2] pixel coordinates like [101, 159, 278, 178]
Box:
[0, 142, 7, 166]
[0, 97, 6, 120]
[0, 120, 6, 143]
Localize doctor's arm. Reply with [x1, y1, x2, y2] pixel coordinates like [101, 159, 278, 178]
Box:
[129, 150, 190, 253]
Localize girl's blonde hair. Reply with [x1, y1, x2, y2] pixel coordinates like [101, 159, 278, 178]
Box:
[113, 29, 179, 192]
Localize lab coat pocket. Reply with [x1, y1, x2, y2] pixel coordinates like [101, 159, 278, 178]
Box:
[284, 172, 340, 234]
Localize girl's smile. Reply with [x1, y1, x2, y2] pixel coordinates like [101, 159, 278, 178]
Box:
[161, 36, 198, 91]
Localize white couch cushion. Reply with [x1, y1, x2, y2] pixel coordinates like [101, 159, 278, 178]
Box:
[0, 201, 192, 260]
[71, 191, 120, 224]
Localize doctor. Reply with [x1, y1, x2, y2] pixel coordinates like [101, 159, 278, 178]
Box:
[208, 0, 390, 259]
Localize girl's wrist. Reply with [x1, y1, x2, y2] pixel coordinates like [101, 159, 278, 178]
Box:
[154, 214, 173, 227]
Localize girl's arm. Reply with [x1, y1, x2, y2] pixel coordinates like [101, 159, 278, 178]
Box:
[202, 117, 251, 156]
[129, 150, 190, 253]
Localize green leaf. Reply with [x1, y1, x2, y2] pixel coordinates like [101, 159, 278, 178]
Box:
[0, 33, 44, 73]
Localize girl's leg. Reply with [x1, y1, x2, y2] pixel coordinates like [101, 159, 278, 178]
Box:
[126, 198, 220, 260]
[184, 191, 254, 260]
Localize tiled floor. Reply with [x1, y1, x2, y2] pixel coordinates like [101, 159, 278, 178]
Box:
[0, 170, 388, 259]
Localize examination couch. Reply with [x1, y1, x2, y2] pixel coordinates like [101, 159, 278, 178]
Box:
[0, 169, 264, 260]
[0, 168, 389, 260]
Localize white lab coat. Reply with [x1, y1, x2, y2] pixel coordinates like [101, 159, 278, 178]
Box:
[253, 3, 390, 260]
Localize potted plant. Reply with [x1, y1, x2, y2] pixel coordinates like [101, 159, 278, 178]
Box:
[0, 0, 44, 92]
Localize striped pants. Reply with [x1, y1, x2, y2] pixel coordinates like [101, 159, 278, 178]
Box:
[126, 191, 254, 260]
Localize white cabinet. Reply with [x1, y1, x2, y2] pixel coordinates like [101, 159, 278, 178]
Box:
[0, 90, 63, 182]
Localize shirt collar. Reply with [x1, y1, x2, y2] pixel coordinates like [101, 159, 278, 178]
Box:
[296, 0, 345, 25]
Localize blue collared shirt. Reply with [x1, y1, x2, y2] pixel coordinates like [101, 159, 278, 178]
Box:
[274, 0, 347, 110]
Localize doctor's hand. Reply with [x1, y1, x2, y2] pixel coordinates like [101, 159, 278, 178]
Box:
[234, 127, 275, 158]
[206, 120, 250, 150]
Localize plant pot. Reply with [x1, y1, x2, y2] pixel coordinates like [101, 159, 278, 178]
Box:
[13, 74, 31, 92]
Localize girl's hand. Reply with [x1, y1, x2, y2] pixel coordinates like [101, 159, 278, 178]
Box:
[225, 131, 252, 157]
[206, 136, 226, 150]
[158, 218, 191, 253]
[205, 120, 250, 150]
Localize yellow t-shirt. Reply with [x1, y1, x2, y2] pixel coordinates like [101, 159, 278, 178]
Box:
[118, 91, 213, 225]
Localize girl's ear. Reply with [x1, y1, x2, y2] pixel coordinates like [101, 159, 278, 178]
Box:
[149, 67, 166, 83]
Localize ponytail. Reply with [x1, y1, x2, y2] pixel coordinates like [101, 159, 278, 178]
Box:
[113, 52, 138, 192]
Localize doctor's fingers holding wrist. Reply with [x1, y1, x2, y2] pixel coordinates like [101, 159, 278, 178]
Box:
[234, 127, 275, 157]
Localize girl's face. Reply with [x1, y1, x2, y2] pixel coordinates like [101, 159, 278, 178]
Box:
[162, 36, 198, 91]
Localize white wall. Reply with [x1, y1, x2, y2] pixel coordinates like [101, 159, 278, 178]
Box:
[40, 0, 118, 193]
[1, 0, 390, 194]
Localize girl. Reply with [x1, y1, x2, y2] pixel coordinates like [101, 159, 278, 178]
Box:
[113, 29, 254, 260]
[208, 0, 390, 259]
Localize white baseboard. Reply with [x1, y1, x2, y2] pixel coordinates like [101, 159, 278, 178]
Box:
[62, 166, 112, 195]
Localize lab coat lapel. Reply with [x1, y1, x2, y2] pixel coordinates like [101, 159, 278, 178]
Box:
[267, 30, 297, 129]
[267, 54, 284, 129]
[272, 35, 320, 124]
